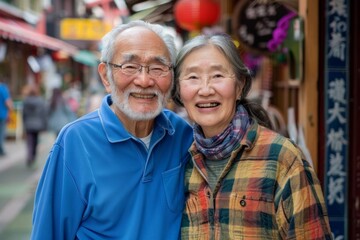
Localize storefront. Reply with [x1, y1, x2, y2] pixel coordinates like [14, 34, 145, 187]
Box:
[227, 0, 358, 238]
[0, 13, 79, 139]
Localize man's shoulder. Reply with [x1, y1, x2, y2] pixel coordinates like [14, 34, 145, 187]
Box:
[163, 108, 186, 120]
[162, 109, 192, 127]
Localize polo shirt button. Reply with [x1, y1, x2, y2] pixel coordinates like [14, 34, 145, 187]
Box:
[240, 199, 246, 207]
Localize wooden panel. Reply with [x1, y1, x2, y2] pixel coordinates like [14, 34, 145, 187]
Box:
[298, 0, 319, 171]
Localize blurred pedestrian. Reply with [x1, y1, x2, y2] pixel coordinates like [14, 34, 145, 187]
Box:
[85, 89, 105, 113]
[0, 78, 13, 157]
[47, 88, 76, 136]
[64, 82, 81, 114]
[22, 85, 48, 167]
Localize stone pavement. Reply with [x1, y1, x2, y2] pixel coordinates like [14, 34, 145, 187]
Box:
[0, 132, 55, 240]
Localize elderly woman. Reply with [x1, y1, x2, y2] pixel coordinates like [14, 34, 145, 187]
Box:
[172, 34, 332, 239]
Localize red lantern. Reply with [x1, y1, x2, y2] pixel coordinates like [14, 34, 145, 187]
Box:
[52, 50, 70, 61]
[174, 0, 221, 31]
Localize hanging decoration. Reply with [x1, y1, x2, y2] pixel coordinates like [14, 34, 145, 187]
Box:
[267, 11, 297, 52]
[232, 0, 296, 54]
[174, 0, 220, 32]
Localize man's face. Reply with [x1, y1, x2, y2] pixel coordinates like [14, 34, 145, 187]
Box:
[100, 27, 173, 121]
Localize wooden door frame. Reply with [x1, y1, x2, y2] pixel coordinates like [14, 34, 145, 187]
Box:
[298, 0, 320, 171]
[348, 0, 360, 237]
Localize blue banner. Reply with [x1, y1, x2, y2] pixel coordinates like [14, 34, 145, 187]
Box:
[324, 0, 349, 239]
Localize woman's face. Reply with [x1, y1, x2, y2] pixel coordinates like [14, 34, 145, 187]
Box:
[179, 45, 242, 138]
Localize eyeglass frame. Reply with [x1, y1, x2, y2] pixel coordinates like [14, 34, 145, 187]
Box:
[179, 74, 236, 87]
[104, 62, 173, 78]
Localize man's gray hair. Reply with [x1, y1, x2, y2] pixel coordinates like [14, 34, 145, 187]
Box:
[100, 20, 177, 65]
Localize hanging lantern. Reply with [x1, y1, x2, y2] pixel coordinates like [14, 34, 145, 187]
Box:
[174, 0, 221, 32]
[52, 50, 70, 61]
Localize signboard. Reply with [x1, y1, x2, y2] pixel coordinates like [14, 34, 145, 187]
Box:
[6, 101, 23, 141]
[324, 0, 349, 239]
[60, 18, 112, 41]
[232, 0, 294, 54]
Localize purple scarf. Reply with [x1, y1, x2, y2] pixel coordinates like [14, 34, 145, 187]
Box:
[194, 104, 250, 160]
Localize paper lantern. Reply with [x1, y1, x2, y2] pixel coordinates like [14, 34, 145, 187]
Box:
[52, 50, 70, 61]
[174, 0, 221, 31]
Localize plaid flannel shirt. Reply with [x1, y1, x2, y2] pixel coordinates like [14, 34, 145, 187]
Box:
[181, 121, 333, 240]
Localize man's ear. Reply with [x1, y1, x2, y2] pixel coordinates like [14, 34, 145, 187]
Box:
[98, 62, 111, 93]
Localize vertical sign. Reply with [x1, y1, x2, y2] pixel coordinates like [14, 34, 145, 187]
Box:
[324, 0, 349, 238]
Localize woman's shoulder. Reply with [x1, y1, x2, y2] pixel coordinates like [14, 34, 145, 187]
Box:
[244, 123, 303, 160]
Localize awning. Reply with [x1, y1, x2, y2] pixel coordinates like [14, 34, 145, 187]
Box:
[0, 17, 78, 55]
[128, 2, 174, 23]
[73, 50, 99, 67]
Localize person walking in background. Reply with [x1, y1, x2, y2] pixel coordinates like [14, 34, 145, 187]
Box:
[172, 34, 332, 239]
[0, 78, 13, 157]
[85, 89, 105, 113]
[22, 85, 48, 167]
[47, 87, 76, 136]
[31, 20, 193, 239]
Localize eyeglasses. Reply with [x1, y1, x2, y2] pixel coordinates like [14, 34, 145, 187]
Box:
[105, 62, 172, 78]
[180, 74, 235, 87]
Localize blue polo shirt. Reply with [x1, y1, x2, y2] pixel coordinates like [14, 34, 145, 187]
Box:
[31, 95, 193, 239]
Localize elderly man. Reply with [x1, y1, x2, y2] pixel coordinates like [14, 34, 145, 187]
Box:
[31, 21, 193, 240]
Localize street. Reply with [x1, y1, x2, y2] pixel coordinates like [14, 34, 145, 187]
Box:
[0, 132, 55, 240]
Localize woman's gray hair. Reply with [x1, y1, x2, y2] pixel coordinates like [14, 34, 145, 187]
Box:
[172, 34, 273, 129]
[100, 20, 177, 65]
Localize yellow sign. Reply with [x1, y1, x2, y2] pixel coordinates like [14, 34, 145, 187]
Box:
[60, 18, 112, 41]
[6, 101, 23, 140]
[6, 108, 18, 135]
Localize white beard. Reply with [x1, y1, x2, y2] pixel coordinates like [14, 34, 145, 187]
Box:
[107, 70, 170, 121]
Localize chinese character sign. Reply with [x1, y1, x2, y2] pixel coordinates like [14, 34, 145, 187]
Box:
[324, 0, 349, 239]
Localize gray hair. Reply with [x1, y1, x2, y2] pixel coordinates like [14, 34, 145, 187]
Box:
[100, 20, 177, 65]
[172, 34, 252, 106]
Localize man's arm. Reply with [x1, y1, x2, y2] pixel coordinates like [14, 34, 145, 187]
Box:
[31, 143, 86, 240]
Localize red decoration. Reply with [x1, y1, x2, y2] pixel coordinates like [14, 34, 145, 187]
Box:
[52, 50, 70, 61]
[174, 0, 221, 31]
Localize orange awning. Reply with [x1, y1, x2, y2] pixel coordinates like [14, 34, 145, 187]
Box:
[0, 17, 78, 55]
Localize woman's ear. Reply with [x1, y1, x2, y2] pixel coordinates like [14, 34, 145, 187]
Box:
[98, 62, 111, 93]
[235, 82, 243, 100]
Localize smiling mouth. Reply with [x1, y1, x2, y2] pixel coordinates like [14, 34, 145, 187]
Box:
[196, 102, 220, 108]
[131, 93, 157, 99]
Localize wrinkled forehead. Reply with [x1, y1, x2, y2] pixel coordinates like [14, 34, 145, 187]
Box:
[114, 27, 171, 63]
[121, 53, 170, 65]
